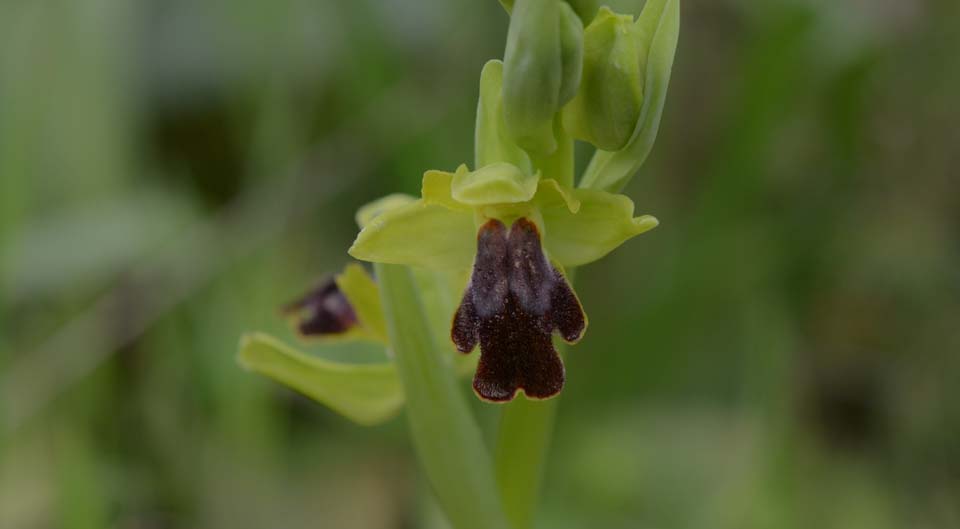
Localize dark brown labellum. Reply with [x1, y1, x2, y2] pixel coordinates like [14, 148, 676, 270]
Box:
[452, 217, 586, 402]
[283, 277, 358, 336]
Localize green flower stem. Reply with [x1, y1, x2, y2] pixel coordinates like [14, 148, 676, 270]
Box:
[375, 263, 510, 529]
[493, 277, 575, 529]
[528, 116, 575, 187]
[494, 380, 559, 529]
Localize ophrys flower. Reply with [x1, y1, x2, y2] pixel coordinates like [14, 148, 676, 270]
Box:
[348, 162, 657, 401]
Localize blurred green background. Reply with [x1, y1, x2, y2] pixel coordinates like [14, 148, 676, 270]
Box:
[1, 0, 958, 528]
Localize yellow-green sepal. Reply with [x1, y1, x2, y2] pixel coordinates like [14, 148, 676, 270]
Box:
[356, 193, 417, 228]
[538, 187, 658, 267]
[237, 333, 404, 426]
[349, 199, 476, 270]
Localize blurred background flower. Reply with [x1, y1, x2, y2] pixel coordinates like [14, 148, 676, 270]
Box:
[1, 0, 958, 528]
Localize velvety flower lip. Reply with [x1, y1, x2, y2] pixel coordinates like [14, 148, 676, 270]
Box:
[283, 277, 359, 337]
[452, 217, 586, 402]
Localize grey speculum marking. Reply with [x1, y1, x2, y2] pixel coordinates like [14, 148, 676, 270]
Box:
[452, 217, 586, 402]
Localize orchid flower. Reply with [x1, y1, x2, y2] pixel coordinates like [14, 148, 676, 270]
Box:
[348, 161, 657, 400]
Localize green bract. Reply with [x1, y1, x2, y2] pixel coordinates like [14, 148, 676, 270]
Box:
[356, 193, 416, 228]
[348, 164, 657, 271]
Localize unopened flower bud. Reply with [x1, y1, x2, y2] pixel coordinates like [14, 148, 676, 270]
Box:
[562, 7, 647, 152]
[557, 2, 585, 104]
[502, 0, 583, 154]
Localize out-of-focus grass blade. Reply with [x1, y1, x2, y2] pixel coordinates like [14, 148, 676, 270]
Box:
[4, 190, 196, 302]
[237, 332, 404, 426]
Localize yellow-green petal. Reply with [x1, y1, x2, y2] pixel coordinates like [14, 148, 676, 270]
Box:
[540, 188, 658, 267]
[335, 263, 388, 342]
[237, 333, 404, 426]
[349, 199, 476, 270]
[422, 167, 471, 211]
[452, 162, 539, 206]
